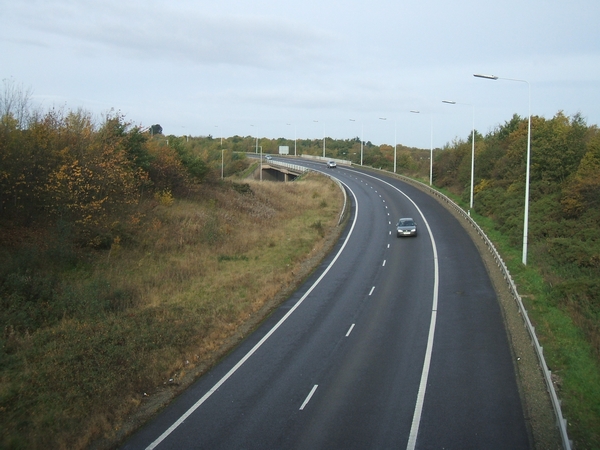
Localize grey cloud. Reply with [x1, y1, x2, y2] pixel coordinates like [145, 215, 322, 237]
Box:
[12, 1, 337, 70]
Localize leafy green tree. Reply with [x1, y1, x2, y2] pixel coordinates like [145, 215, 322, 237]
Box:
[434, 138, 470, 192]
[562, 129, 600, 217]
[532, 112, 588, 187]
[124, 127, 152, 171]
[166, 136, 208, 182]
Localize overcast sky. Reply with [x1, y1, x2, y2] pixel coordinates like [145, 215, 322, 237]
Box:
[2, 0, 599, 148]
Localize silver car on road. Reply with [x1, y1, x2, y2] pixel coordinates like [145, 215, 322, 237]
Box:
[396, 218, 417, 237]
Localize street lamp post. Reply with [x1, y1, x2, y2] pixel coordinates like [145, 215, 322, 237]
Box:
[394, 120, 397, 173]
[349, 119, 364, 165]
[442, 100, 475, 213]
[474, 73, 531, 265]
[410, 110, 433, 185]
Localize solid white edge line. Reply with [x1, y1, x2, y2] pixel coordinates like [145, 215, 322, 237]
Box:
[145, 180, 360, 450]
[346, 323, 355, 337]
[406, 309, 437, 449]
[407, 234, 439, 449]
[300, 385, 319, 410]
[352, 170, 439, 450]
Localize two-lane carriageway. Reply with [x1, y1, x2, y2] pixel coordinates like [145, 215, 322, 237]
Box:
[122, 162, 530, 449]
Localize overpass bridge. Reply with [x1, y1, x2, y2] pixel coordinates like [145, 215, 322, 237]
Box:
[253, 160, 310, 181]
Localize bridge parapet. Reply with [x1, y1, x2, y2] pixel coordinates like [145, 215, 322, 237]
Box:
[300, 155, 352, 166]
[266, 160, 310, 174]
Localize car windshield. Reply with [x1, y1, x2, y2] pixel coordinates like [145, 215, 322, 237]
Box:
[398, 220, 415, 227]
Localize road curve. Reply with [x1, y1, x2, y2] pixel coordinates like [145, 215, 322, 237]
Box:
[122, 161, 530, 450]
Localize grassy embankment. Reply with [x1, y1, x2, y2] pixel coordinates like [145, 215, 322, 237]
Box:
[1, 173, 344, 449]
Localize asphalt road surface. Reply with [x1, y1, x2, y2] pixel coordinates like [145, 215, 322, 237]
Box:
[122, 161, 530, 449]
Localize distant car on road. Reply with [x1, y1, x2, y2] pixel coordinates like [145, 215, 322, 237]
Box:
[326, 161, 337, 168]
[396, 218, 417, 237]
[265, 155, 272, 160]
